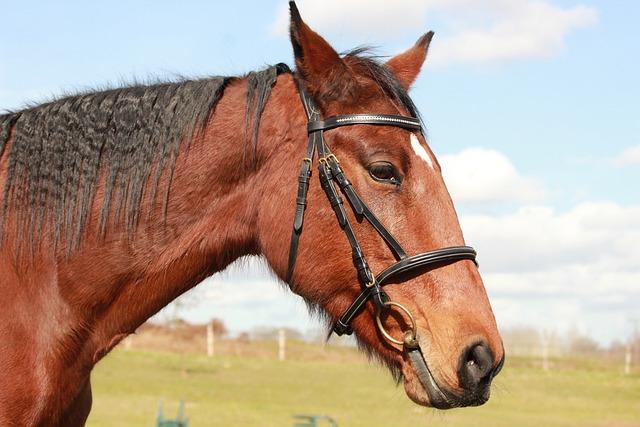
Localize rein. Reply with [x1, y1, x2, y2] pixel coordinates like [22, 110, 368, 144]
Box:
[286, 80, 477, 358]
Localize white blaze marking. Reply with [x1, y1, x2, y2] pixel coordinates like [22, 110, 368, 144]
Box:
[410, 133, 433, 169]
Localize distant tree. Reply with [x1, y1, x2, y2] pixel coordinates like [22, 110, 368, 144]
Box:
[251, 326, 303, 341]
[281, 327, 303, 341]
[237, 332, 250, 343]
[569, 334, 601, 355]
[211, 318, 227, 337]
[500, 326, 541, 356]
[251, 327, 277, 341]
[608, 340, 625, 352]
[167, 317, 188, 329]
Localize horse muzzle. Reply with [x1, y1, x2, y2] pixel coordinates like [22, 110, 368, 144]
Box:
[403, 335, 504, 409]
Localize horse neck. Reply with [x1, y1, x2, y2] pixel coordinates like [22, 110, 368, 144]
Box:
[53, 73, 305, 363]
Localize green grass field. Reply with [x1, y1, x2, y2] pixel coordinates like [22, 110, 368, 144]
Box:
[87, 345, 639, 427]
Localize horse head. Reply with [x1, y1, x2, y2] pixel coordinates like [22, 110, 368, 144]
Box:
[261, 3, 504, 408]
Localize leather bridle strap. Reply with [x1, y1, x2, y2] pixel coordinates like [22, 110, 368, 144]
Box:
[286, 82, 478, 339]
[316, 127, 378, 290]
[323, 155, 407, 260]
[332, 246, 477, 335]
[285, 135, 315, 283]
[286, 81, 321, 283]
[308, 114, 422, 133]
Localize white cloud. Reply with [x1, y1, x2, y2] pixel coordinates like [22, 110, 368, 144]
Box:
[461, 202, 640, 274]
[270, 0, 597, 66]
[429, 1, 598, 66]
[613, 145, 640, 167]
[460, 202, 640, 343]
[271, 0, 431, 38]
[439, 147, 546, 205]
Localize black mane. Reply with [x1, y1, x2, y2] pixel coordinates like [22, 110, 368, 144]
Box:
[0, 52, 417, 249]
[0, 65, 284, 247]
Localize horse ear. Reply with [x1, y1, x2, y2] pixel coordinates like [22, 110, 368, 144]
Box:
[385, 31, 434, 90]
[289, 1, 355, 102]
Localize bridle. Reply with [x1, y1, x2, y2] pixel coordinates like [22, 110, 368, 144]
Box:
[286, 78, 478, 352]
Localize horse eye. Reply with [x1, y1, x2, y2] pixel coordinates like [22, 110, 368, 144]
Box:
[368, 162, 401, 185]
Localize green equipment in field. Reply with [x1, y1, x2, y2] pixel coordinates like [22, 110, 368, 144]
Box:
[292, 414, 338, 427]
[157, 400, 189, 427]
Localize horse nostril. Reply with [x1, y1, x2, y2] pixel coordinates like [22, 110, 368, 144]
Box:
[458, 342, 495, 391]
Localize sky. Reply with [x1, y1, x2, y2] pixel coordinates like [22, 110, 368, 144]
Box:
[1, 0, 638, 345]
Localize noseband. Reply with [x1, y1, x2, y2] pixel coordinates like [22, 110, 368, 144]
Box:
[286, 80, 477, 349]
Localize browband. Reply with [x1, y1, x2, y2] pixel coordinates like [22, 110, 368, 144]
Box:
[308, 114, 422, 133]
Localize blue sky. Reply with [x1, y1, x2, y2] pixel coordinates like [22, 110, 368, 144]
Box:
[2, 0, 638, 344]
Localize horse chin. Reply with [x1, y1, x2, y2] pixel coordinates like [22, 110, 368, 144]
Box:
[401, 350, 457, 410]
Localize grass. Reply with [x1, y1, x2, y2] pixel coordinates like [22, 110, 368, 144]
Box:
[87, 345, 640, 427]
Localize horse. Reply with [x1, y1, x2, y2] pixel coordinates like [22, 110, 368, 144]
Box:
[0, 2, 504, 425]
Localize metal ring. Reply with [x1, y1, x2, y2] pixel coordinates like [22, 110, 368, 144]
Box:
[302, 157, 312, 164]
[375, 301, 417, 347]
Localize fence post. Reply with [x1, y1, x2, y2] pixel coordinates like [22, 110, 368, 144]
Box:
[207, 322, 215, 357]
[278, 328, 286, 361]
[541, 329, 550, 371]
[625, 342, 632, 375]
